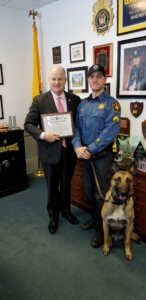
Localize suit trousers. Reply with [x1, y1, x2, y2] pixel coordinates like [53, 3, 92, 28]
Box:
[42, 146, 77, 217]
[82, 151, 113, 232]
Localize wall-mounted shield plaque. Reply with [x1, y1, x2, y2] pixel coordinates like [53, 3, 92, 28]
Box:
[130, 102, 143, 118]
[92, 0, 114, 35]
[142, 120, 146, 140]
[133, 141, 146, 161]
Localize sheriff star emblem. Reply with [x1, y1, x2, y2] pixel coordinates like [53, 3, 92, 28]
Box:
[98, 103, 105, 109]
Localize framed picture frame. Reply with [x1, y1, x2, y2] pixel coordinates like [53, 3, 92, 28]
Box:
[117, 0, 146, 35]
[52, 46, 61, 64]
[41, 112, 74, 137]
[69, 41, 85, 63]
[93, 43, 113, 77]
[0, 64, 4, 85]
[142, 120, 146, 140]
[117, 37, 146, 98]
[104, 83, 110, 94]
[67, 66, 88, 93]
[119, 117, 130, 136]
[0, 95, 4, 119]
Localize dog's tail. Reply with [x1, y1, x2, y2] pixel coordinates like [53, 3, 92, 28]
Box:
[131, 232, 141, 243]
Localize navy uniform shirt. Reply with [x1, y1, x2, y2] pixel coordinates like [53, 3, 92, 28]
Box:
[128, 61, 146, 91]
[72, 91, 121, 154]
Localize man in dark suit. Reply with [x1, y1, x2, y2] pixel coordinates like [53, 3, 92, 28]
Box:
[24, 65, 80, 234]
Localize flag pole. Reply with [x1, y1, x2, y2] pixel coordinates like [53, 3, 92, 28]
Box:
[29, 9, 44, 177]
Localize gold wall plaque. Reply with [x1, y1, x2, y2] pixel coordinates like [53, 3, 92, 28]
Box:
[92, 0, 114, 35]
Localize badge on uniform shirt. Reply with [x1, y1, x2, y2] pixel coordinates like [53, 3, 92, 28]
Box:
[112, 101, 121, 112]
[98, 103, 105, 109]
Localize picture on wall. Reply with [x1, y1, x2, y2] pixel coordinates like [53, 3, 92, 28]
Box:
[117, 36, 146, 98]
[93, 43, 113, 77]
[67, 66, 88, 93]
[69, 41, 85, 63]
[0, 64, 4, 85]
[52, 46, 61, 64]
[142, 120, 146, 140]
[104, 83, 110, 94]
[0, 95, 4, 119]
[117, 0, 146, 35]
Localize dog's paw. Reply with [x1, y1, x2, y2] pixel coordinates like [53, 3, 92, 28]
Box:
[126, 253, 133, 261]
[103, 248, 110, 256]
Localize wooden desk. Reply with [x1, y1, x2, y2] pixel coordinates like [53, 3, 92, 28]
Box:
[0, 129, 28, 197]
[71, 160, 146, 241]
[134, 171, 146, 241]
[71, 160, 92, 212]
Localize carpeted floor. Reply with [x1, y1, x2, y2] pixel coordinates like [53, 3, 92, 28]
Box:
[0, 176, 146, 300]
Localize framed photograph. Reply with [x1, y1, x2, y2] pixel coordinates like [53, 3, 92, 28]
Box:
[142, 120, 146, 140]
[52, 46, 61, 64]
[69, 41, 85, 63]
[0, 95, 4, 119]
[119, 117, 130, 136]
[117, 37, 146, 98]
[104, 83, 110, 94]
[117, 0, 146, 35]
[41, 112, 74, 137]
[93, 43, 113, 77]
[67, 66, 88, 93]
[0, 64, 4, 85]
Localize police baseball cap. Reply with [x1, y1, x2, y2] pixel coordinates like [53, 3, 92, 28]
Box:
[88, 64, 105, 77]
[133, 49, 141, 58]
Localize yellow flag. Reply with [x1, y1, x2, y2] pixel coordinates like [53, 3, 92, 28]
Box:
[32, 23, 41, 99]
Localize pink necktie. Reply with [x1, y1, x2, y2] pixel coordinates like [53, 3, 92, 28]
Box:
[56, 96, 66, 147]
[56, 96, 65, 113]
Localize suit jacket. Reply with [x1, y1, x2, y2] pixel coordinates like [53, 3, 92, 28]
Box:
[24, 91, 80, 164]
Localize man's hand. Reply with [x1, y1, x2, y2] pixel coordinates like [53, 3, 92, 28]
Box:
[75, 146, 91, 159]
[43, 131, 60, 142]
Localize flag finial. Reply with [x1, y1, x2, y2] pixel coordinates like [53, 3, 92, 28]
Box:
[29, 9, 38, 24]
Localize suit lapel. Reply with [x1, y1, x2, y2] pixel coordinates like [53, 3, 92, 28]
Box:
[65, 92, 72, 112]
[46, 91, 58, 113]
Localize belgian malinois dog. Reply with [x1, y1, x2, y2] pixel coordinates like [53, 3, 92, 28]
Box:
[101, 162, 136, 260]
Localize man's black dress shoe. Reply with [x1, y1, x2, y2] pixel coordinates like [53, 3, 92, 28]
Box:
[91, 232, 103, 248]
[80, 218, 94, 230]
[48, 216, 59, 234]
[61, 210, 79, 225]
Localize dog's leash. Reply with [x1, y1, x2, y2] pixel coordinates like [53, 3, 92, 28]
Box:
[90, 159, 105, 201]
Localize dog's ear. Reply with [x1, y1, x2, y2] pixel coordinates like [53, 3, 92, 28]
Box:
[127, 161, 136, 175]
[111, 162, 120, 174]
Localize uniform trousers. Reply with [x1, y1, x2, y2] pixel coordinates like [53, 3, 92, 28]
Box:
[82, 151, 113, 232]
[42, 146, 77, 218]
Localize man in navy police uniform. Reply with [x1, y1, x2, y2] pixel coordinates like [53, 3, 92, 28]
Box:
[72, 64, 121, 248]
[127, 49, 146, 91]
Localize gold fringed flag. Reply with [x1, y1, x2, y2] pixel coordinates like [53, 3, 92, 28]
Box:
[32, 23, 41, 98]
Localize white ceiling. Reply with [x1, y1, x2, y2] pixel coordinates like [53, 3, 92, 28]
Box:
[0, 0, 59, 11]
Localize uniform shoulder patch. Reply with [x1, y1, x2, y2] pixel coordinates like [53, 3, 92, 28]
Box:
[113, 115, 120, 122]
[112, 101, 121, 112]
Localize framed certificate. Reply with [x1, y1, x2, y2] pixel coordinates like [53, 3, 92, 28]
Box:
[41, 112, 74, 137]
[117, 0, 146, 35]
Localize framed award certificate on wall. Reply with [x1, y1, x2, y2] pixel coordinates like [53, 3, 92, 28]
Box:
[117, 0, 146, 35]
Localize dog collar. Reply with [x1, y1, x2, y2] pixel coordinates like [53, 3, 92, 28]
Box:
[112, 198, 128, 206]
